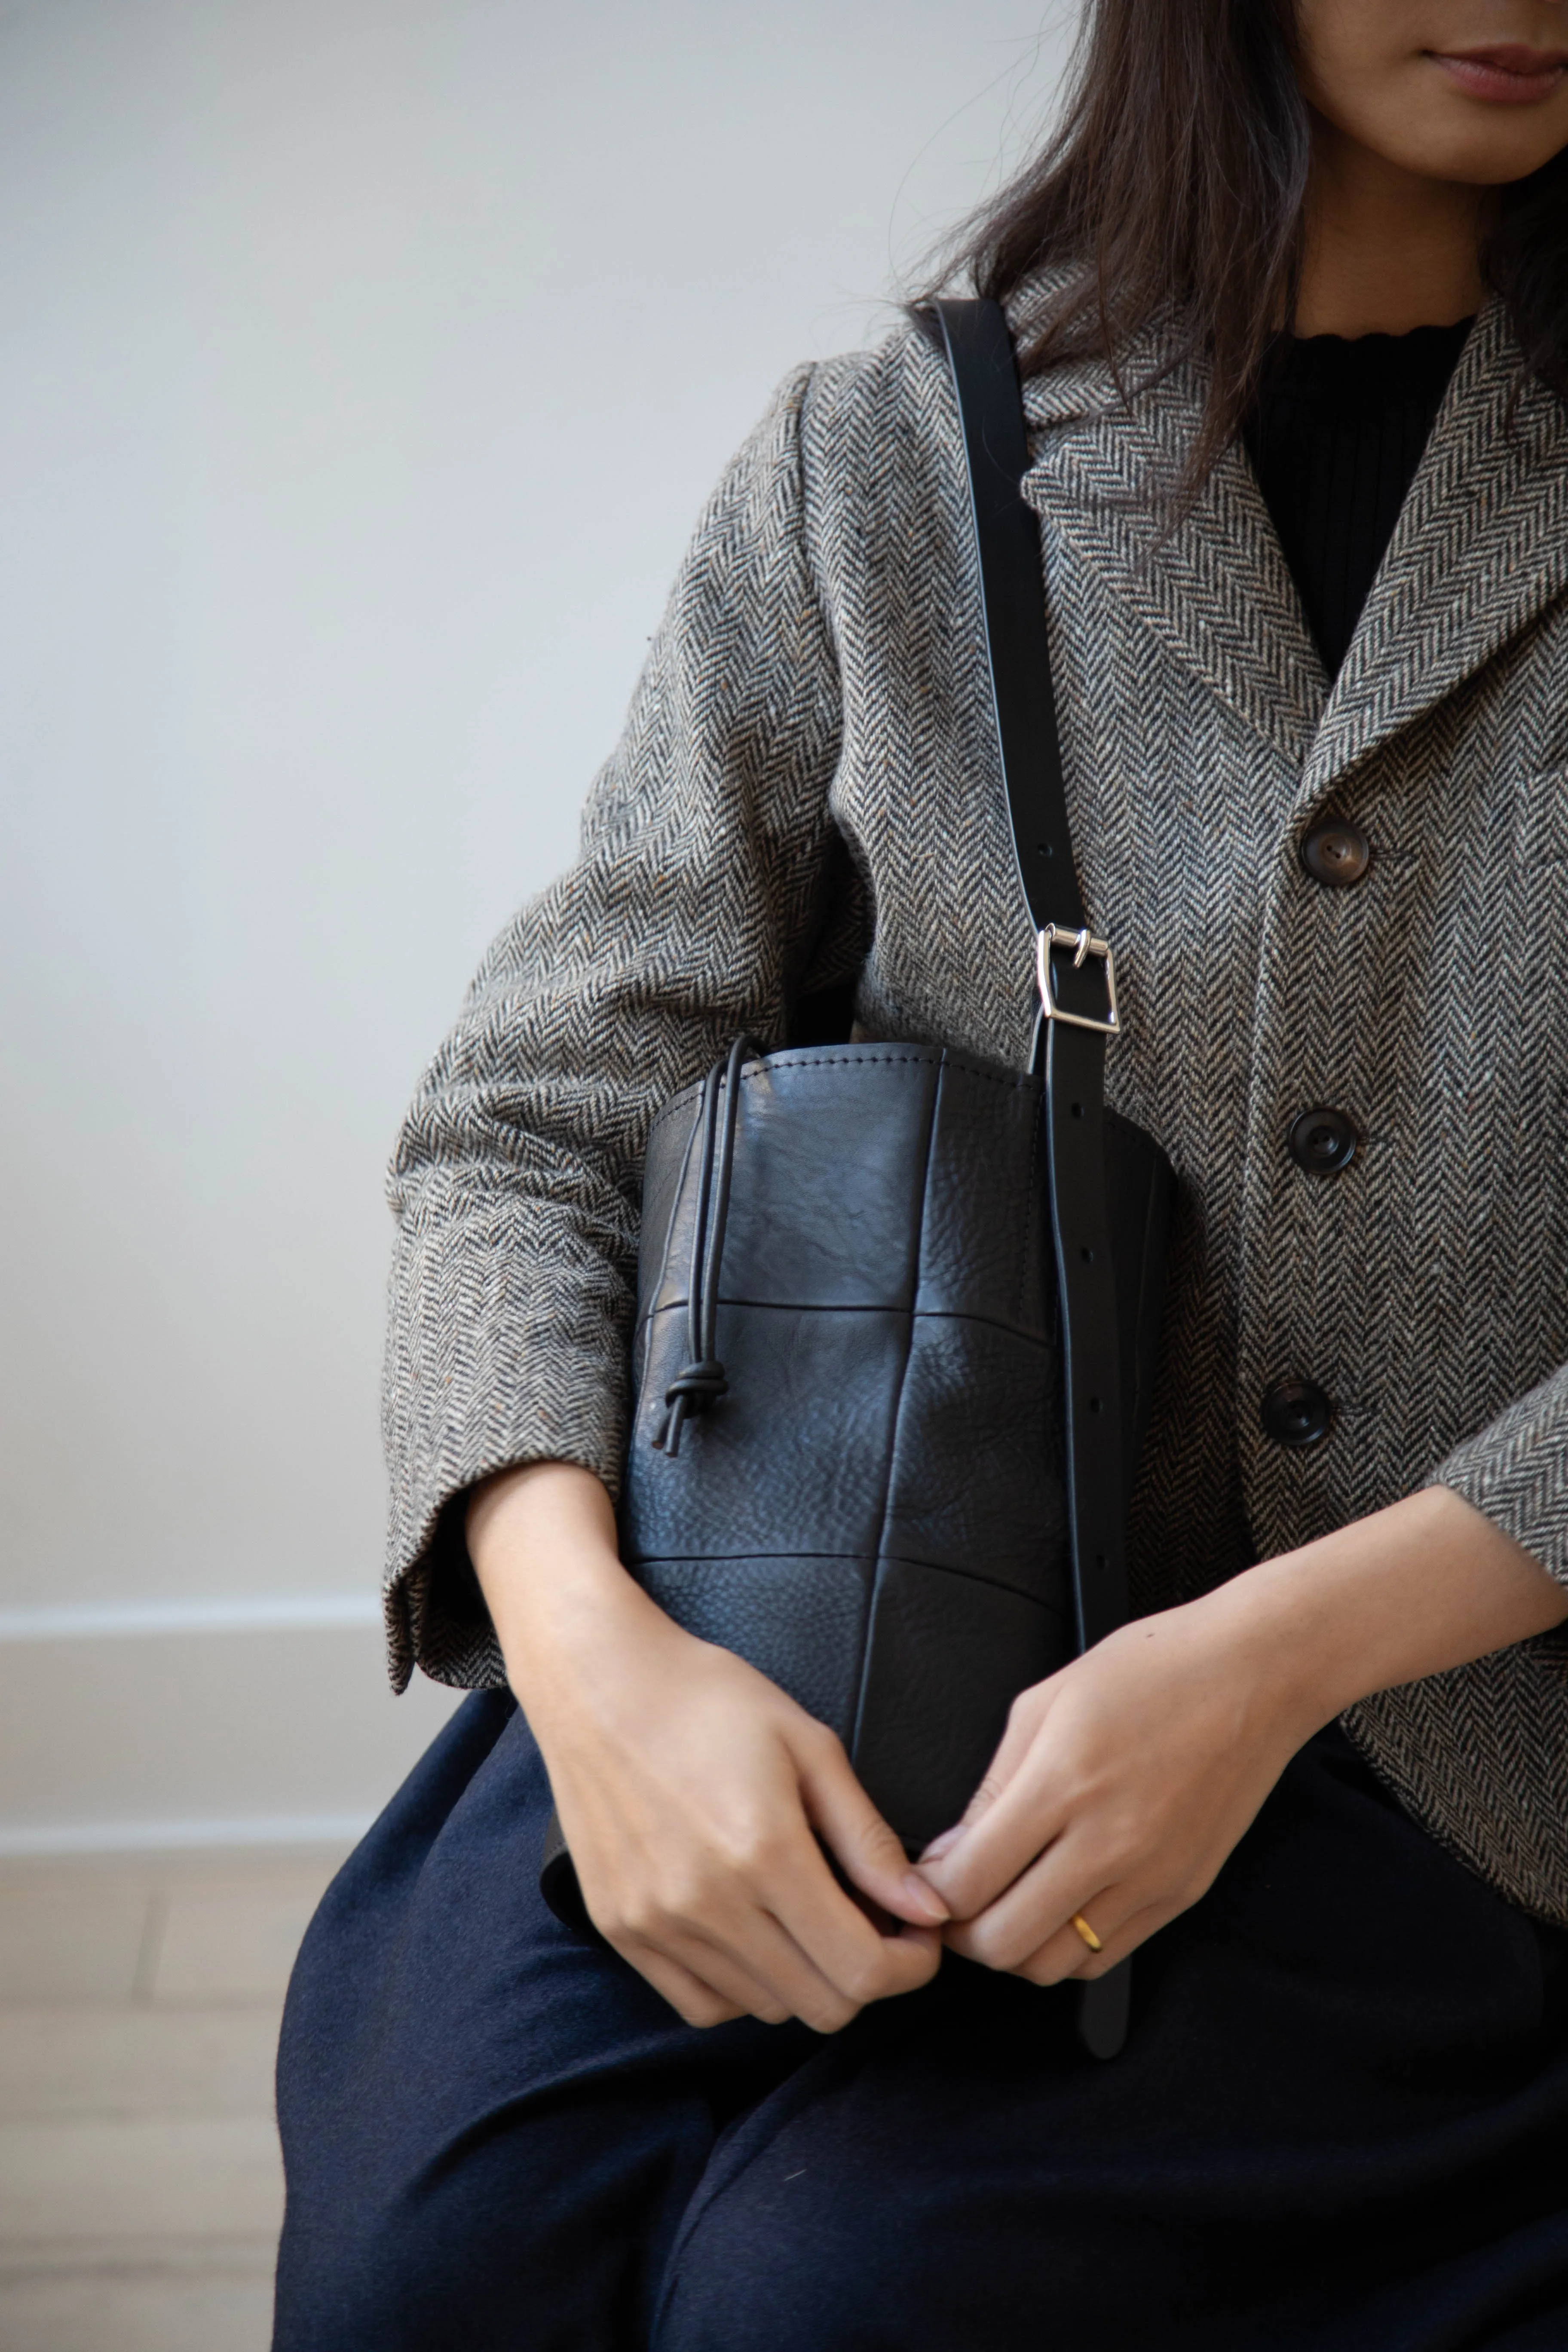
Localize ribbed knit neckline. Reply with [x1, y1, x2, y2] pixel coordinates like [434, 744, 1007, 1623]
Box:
[1243, 318, 1473, 678]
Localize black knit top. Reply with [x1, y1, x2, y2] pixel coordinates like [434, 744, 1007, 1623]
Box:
[1243, 320, 1473, 677]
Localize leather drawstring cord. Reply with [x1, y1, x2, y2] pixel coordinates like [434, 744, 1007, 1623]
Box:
[653, 1034, 755, 1456]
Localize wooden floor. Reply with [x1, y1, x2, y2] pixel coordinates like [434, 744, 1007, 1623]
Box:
[0, 1847, 349, 2352]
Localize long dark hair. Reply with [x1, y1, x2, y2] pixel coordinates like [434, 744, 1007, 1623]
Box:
[932, 0, 1568, 493]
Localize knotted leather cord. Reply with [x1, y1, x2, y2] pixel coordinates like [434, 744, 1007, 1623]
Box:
[652, 1034, 756, 1456]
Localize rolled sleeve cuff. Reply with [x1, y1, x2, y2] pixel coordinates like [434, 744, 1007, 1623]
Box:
[381, 1197, 635, 1691]
[1431, 1360, 1568, 1589]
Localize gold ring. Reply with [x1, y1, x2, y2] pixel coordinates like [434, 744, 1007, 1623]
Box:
[1070, 1911, 1102, 1953]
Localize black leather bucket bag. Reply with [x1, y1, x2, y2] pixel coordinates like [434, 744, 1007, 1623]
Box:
[622, 1038, 1171, 1852]
[549, 303, 1176, 2058]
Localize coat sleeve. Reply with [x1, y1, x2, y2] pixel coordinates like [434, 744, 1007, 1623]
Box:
[1431, 1366, 1568, 1589]
[381, 364, 855, 1690]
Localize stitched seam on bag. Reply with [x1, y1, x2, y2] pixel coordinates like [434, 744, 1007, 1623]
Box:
[630, 1549, 1065, 1608]
[644, 1044, 1040, 1144]
[1018, 1084, 1044, 1332]
[848, 1063, 944, 1762]
[634, 1296, 1054, 1350]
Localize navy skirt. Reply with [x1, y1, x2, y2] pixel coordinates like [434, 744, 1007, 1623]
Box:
[273, 1693, 1568, 2352]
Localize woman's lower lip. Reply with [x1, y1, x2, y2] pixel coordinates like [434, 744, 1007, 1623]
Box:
[1431, 51, 1568, 103]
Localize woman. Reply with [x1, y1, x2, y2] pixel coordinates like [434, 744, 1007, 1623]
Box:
[275, 5, 1568, 2346]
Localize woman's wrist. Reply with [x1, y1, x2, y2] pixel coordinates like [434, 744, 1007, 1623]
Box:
[467, 1460, 662, 1728]
[1190, 1485, 1568, 1740]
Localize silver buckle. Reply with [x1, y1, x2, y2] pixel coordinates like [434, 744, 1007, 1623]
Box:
[1036, 925, 1120, 1037]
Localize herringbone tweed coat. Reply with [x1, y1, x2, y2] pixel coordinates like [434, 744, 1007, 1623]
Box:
[384, 287, 1568, 1925]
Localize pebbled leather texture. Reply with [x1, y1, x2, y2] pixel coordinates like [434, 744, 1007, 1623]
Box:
[619, 1041, 1171, 1850]
[853, 1559, 1061, 1854]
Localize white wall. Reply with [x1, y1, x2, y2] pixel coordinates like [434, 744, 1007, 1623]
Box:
[0, 0, 1076, 1848]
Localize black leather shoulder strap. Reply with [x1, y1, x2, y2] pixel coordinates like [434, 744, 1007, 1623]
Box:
[932, 296, 1131, 1645]
[934, 295, 1135, 2062]
[930, 301, 1083, 936]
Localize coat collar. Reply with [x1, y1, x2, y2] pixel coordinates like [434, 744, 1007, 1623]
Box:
[1307, 299, 1568, 794]
[1019, 328, 1326, 774]
[1015, 295, 1568, 793]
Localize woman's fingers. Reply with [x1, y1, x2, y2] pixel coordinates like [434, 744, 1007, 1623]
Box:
[731, 1782, 944, 2022]
[620, 1943, 751, 2029]
[939, 1824, 1116, 1969]
[619, 1890, 847, 2030]
[915, 1749, 1071, 1925]
[642, 1881, 937, 2033]
[1011, 1896, 1173, 1987]
[916, 1691, 1053, 1865]
[769, 1888, 942, 2021]
[796, 1725, 953, 1930]
[599, 1750, 943, 2030]
[939, 1801, 1185, 1982]
[692, 1898, 937, 2035]
[935, 1792, 1173, 1975]
[654, 1926, 811, 2027]
[1029, 1891, 1175, 1985]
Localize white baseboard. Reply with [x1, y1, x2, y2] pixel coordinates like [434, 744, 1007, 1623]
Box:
[0, 1595, 383, 1642]
[0, 1812, 378, 1859]
[0, 1609, 466, 1858]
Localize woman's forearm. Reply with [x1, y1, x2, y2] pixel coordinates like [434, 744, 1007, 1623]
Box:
[1206, 1484, 1568, 1741]
[473, 1465, 1565, 1758]
[467, 1460, 664, 1729]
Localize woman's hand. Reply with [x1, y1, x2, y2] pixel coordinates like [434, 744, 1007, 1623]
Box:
[468, 1462, 946, 2033]
[916, 1485, 1568, 1985]
[915, 1600, 1309, 1985]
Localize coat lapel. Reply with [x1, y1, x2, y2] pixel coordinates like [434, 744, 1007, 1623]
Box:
[1020, 341, 1326, 773]
[1304, 298, 1568, 797]
[1018, 298, 1568, 799]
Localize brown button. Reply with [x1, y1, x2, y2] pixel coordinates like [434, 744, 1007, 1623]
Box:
[1302, 821, 1372, 888]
